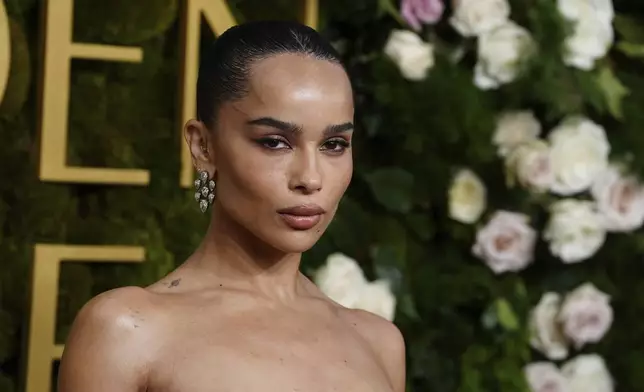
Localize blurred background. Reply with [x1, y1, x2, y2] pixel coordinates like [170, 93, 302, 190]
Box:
[1, 0, 643, 391]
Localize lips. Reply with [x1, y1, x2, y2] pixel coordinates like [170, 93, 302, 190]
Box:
[277, 204, 325, 230]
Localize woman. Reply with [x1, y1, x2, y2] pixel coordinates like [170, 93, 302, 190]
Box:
[58, 20, 405, 392]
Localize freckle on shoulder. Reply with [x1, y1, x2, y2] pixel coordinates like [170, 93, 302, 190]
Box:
[343, 309, 404, 345]
[75, 286, 156, 331]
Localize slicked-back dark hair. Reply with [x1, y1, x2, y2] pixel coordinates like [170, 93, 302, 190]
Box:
[196, 20, 345, 128]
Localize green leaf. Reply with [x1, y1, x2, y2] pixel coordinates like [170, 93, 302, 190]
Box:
[481, 304, 498, 330]
[596, 66, 629, 120]
[373, 216, 408, 258]
[616, 42, 644, 58]
[377, 0, 405, 24]
[405, 213, 434, 241]
[364, 168, 414, 213]
[495, 298, 519, 331]
[399, 292, 420, 320]
[459, 345, 489, 392]
[614, 14, 644, 44]
[371, 244, 404, 293]
[514, 279, 527, 300]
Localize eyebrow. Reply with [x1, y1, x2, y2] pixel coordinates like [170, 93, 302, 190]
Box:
[247, 117, 354, 135]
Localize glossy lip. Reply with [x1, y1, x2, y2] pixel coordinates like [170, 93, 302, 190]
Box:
[277, 204, 326, 230]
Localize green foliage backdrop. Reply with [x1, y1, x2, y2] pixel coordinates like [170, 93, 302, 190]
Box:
[2, 0, 644, 391]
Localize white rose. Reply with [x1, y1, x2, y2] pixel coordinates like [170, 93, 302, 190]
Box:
[559, 283, 613, 348]
[548, 117, 610, 195]
[448, 168, 487, 224]
[544, 199, 606, 263]
[562, 354, 614, 392]
[474, 21, 535, 90]
[384, 29, 435, 81]
[314, 253, 367, 308]
[524, 362, 569, 392]
[529, 293, 569, 360]
[472, 211, 536, 274]
[355, 280, 397, 321]
[493, 111, 542, 157]
[558, 0, 614, 24]
[562, 15, 613, 70]
[506, 140, 553, 193]
[591, 164, 644, 232]
[558, 0, 614, 70]
[450, 0, 511, 37]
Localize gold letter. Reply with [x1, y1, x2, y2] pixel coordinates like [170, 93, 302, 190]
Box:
[0, 0, 10, 105]
[179, 0, 319, 187]
[179, 0, 236, 188]
[39, 0, 148, 185]
[301, 0, 319, 29]
[26, 244, 145, 392]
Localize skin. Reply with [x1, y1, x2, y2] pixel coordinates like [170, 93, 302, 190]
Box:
[57, 53, 406, 392]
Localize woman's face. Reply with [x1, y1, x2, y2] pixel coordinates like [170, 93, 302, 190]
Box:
[212, 53, 354, 253]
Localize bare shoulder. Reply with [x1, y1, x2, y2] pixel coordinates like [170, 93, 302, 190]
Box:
[341, 307, 405, 354]
[68, 285, 160, 336]
[58, 286, 162, 392]
[340, 308, 406, 392]
[77, 285, 154, 319]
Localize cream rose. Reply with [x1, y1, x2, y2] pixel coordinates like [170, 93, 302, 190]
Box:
[557, 0, 614, 70]
[472, 211, 536, 274]
[314, 253, 367, 308]
[355, 280, 397, 321]
[493, 111, 542, 157]
[524, 362, 569, 392]
[548, 117, 610, 195]
[474, 21, 535, 90]
[529, 293, 569, 360]
[450, 0, 511, 37]
[558, 0, 614, 24]
[543, 200, 606, 263]
[562, 14, 613, 70]
[591, 164, 644, 232]
[559, 283, 613, 348]
[562, 354, 614, 392]
[506, 139, 553, 193]
[448, 169, 487, 224]
[384, 29, 435, 81]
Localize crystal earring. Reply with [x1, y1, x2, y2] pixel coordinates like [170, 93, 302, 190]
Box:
[194, 170, 216, 213]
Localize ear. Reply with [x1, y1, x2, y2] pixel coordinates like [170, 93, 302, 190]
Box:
[184, 119, 216, 178]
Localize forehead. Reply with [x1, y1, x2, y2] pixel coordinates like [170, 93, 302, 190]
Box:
[231, 54, 354, 121]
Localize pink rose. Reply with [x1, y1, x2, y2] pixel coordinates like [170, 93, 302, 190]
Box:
[401, 0, 445, 31]
[472, 210, 537, 274]
[559, 283, 613, 349]
[591, 164, 644, 232]
[524, 362, 569, 392]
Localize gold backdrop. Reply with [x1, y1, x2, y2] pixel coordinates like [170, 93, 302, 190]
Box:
[0, 1, 318, 391]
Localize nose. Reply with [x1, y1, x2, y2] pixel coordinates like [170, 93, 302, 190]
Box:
[288, 149, 322, 194]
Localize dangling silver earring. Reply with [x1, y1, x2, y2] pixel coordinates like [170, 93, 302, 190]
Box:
[194, 170, 216, 213]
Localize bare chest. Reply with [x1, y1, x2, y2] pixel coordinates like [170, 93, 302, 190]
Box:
[148, 315, 393, 392]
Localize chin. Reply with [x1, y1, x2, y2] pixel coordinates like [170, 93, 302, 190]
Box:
[265, 229, 324, 254]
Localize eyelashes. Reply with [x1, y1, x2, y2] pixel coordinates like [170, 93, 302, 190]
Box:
[322, 138, 350, 153]
[255, 136, 351, 153]
[257, 137, 288, 149]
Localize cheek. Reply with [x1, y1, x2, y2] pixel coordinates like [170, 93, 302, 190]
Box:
[218, 149, 286, 205]
[324, 158, 353, 200]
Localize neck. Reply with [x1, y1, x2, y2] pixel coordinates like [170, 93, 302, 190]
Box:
[185, 204, 304, 301]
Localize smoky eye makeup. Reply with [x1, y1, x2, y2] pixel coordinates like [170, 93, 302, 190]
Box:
[320, 137, 351, 154]
[254, 135, 291, 150]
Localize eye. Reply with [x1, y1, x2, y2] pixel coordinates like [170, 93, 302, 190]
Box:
[257, 137, 290, 150]
[321, 138, 351, 154]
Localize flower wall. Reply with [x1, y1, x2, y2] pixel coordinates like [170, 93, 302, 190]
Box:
[1, 0, 644, 391]
[313, 0, 644, 391]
